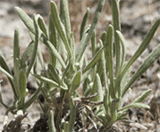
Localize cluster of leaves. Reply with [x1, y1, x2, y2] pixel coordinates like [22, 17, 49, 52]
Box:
[0, 0, 160, 131]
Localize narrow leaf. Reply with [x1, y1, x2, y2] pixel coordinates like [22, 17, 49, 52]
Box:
[33, 57, 38, 74]
[26, 15, 39, 77]
[70, 33, 75, 70]
[121, 18, 160, 78]
[82, 78, 90, 97]
[117, 111, 128, 120]
[16, 7, 65, 69]
[42, 36, 66, 69]
[100, 31, 107, 47]
[123, 44, 160, 96]
[33, 74, 67, 90]
[0, 66, 21, 101]
[60, 0, 71, 41]
[38, 16, 48, 37]
[120, 62, 132, 91]
[76, 0, 106, 62]
[49, 14, 57, 67]
[91, 30, 96, 56]
[92, 74, 103, 101]
[15, 7, 34, 33]
[82, 47, 105, 74]
[80, 8, 90, 40]
[69, 96, 76, 132]
[111, 0, 121, 75]
[48, 64, 61, 84]
[37, 47, 45, 70]
[0, 67, 13, 81]
[119, 103, 150, 112]
[69, 71, 81, 94]
[13, 59, 20, 100]
[23, 84, 41, 110]
[49, 14, 57, 48]
[110, 99, 119, 121]
[13, 27, 20, 81]
[50, 1, 71, 57]
[133, 89, 152, 103]
[103, 87, 109, 113]
[116, 30, 126, 70]
[97, 39, 107, 87]
[64, 122, 69, 132]
[62, 61, 71, 80]
[0, 52, 14, 88]
[105, 25, 115, 98]
[19, 70, 26, 105]
[21, 41, 34, 65]
[48, 110, 56, 132]
[81, 68, 92, 83]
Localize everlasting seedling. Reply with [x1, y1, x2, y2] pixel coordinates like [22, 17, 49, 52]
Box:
[1, 0, 160, 131]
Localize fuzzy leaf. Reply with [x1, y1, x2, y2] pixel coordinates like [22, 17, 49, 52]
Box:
[33, 74, 67, 90]
[42, 35, 66, 69]
[16, 7, 65, 69]
[116, 30, 126, 69]
[0, 66, 20, 101]
[70, 71, 81, 94]
[49, 14, 57, 47]
[76, 0, 106, 62]
[121, 18, 160, 78]
[19, 70, 26, 105]
[105, 25, 115, 98]
[26, 15, 39, 77]
[92, 74, 103, 101]
[80, 8, 90, 40]
[103, 87, 109, 119]
[13, 58, 21, 100]
[100, 31, 107, 47]
[0, 67, 13, 82]
[0, 52, 14, 88]
[13, 27, 20, 80]
[98, 39, 107, 87]
[60, 0, 71, 41]
[110, 99, 119, 121]
[120, 62, 131, 89]
[48, 110, 56, 132]
[82, 47, 105, 74]
[133, 89, 152, 103]
[21, 41, 34, 64]
[38, 16, 48, 37]
[48, 64, 61, 84]
[15, 7, 34, 33]
[50, 1, 71, 57]
[119, 103, 150, 112]
[70, 33, 75, 70]
[123, 44, 160, 96]
[69, 96, 76, 132]
[49, 14, 57, 67]
[62, 60, 72, 80]
[117, 111, 128, 120]
[64, 122, 69, 132]
[82, 78, 91, 97]
[23, 84, 42, 110]
[111, 0, 121, 74]
[37, 47, 45, 70]
[91, 30, 96, 56]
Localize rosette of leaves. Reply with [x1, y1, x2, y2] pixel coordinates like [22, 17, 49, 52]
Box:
[0, 0, 160, 131]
